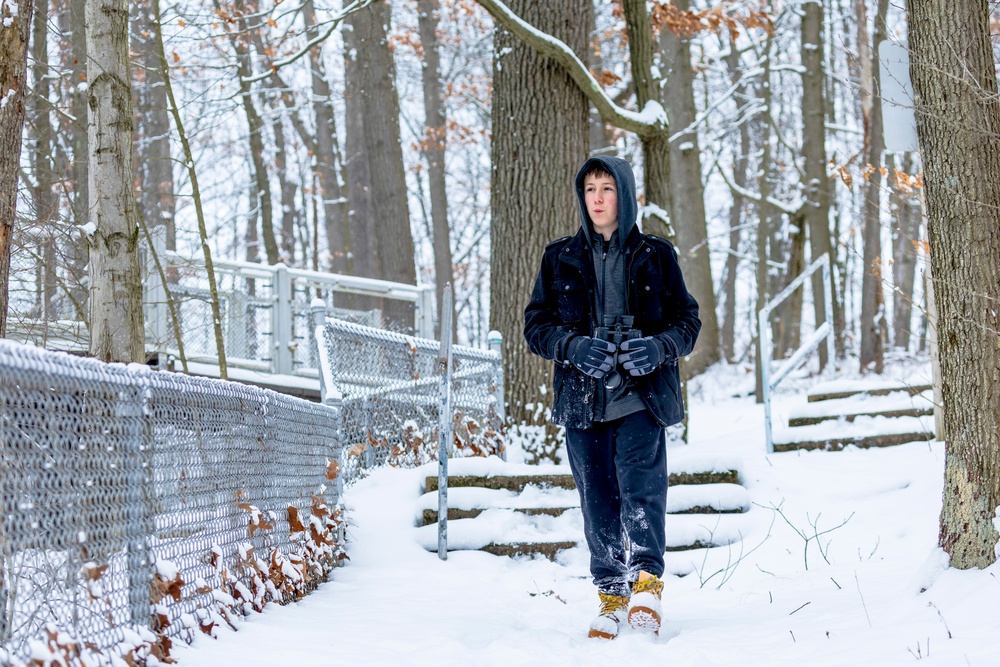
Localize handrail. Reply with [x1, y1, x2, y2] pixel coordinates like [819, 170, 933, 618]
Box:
[758, 254, 835, 453]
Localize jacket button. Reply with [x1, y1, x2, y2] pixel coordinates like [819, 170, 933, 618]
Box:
[645, 285, 650, 291]
[646, 248, 651, 253]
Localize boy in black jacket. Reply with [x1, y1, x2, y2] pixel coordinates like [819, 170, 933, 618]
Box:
[524, 156, 701, 638]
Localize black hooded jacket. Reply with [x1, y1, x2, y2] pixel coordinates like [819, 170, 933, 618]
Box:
[523, 156, 702, 429]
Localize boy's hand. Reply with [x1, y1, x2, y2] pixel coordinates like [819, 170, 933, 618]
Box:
[618, 337, 667, 376]
[568, 337, 616, 378]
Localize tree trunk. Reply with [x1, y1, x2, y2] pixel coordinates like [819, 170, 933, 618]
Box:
[659, 0, 719, 374]
[342, 15, 375, 280]
[890, 152, 920, 350]
[132, 0, 174, 252]
[32, 0, 59, 322]
[218, 0, 278, 265]
[721, 45, 751, 363]
[859, 0, 889, 373]
[776, 211, 806, 357]
[417, 0, 454, 336]
[64, 0, 90, 306]
[491, 0, 591, 454]
[352, 1, 417, 330]
[754, 31, 775, 403]
[303, 0, 351, 275]
[0, 0, 33, 337]
[800, 0, 832, 370]
[86, 0, 145, 362]
[909, 0, 1000, 569]
[273, 117, 297, 263]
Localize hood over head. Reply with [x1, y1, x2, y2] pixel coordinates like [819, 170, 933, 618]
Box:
[575, 156, 639, 250]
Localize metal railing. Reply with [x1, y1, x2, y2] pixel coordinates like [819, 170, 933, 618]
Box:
[758, 254, 835, 452]
[0, 339, 344, 663]
[6, 227, 436, 385]
[311, 302, 506, 495]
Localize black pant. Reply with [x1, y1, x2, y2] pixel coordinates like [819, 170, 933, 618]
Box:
[565, 409, 667, 596]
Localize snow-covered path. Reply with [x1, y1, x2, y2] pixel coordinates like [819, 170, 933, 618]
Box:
[174, 369, 1000, 667]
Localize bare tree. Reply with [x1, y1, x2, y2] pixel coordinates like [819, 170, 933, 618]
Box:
[417, 0, 455, 335]
[908, 0, 1000, 569]
[0, 0, 33, 336]
[889, 152, 920, 350]
[86, 0, 145, 362]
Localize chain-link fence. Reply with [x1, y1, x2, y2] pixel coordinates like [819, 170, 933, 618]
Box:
[313, 307, 506, 486]
[0, 340, 344, 664]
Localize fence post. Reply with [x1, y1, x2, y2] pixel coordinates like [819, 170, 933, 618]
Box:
[144, 225, 169, 353]
[487, 330, 506, 461]
[310, 300, 345, 509]
[437, 284, 454, 560]
[416, 286, 435, 340]
[273, 263, 293, 375]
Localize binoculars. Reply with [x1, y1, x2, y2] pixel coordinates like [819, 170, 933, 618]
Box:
[593, 315, 641, 389]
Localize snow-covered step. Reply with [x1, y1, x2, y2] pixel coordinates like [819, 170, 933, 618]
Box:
[664, 513, 747, 551]
[424, 468, 740, 493]
[773, 415, 934, 452]
[414, 508, 584, 555]
[806, 378, 933, 403]
[667, 483, 750, 515]
[788, 390, 934, 427]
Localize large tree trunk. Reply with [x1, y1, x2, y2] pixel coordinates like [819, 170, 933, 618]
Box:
[0, 0, 33, 337]
[800, 0, 832, 370]
[342, 16, 375, 279]
[858, 0, 889, 373]
[659, 0, 719, 374]
[273, 118, 297, 263]
[889, 152, 920, 350]
[491, 0, 591, 455]
[86, 0, 145, 362]
[351, 1, 417, 329]
[62, 0, 90, 307]
[417, 0, 454, 336]
[909, 0, 1000, 569]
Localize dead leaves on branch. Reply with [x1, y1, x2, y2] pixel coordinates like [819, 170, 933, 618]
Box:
[649, 1, 775, 41]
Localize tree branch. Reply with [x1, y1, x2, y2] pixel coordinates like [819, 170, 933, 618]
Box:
[474, 0, 666, 137]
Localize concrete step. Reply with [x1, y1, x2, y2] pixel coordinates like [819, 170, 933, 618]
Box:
[773, 430, 934, 452]
[480, 541, 578, 560]
[774, 414, 934, 452]
[788, 406, 932, 427]
[421, 506, 573, 525]
[424, 468, 740, 493]
[806, 381, 933, 403]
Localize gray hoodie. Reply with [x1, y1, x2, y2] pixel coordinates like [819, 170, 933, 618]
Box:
[574, 156, 646, 422]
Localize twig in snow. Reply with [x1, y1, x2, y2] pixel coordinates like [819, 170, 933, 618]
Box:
[855, 572, 872, 628]
[927, 602, 952, 639]
[789, 601, 811, 615]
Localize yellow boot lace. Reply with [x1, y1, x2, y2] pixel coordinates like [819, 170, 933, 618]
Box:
[631, 573, 663, 598]
[597, 592, 630, 616]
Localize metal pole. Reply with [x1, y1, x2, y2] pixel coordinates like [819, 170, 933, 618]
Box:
[759, 305, 774, 454]
[487, 330, 506, 461]
[437, 284, 454, 560]
[822, 255, 835, 373]
[273, 263, 293, 375]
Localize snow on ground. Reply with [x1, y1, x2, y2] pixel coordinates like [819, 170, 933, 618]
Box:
[173, 360, 1000, 666]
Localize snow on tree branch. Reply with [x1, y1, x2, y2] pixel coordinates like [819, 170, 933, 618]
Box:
[475, 0, 667, 137]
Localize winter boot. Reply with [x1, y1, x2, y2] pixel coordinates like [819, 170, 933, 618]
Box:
[627, 570, 664, 634]
[587, 592, 630, 640]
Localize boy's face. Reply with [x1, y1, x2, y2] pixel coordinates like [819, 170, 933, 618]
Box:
[583, 173, 618, 240]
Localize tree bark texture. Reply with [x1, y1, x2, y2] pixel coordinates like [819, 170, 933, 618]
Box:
[62, 0, 91, 306]
[659, 0, 719, 374]
[273, 117, 297, 262]
[909, 0, 1000, 569]
[859, 0, 889, 373]
[86, 0, 145, 362]
[491, 0, 591, 441]
[776, 211, 806, 356]
[417, 0, 454, 336]
[350, 1, 417, 330]
[0, 0, 33, 337]
[800, 0, 832, 370]
[754, 32, 775, 403]
[889, 152, 920, 350]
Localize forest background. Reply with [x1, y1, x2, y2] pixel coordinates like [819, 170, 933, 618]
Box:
[1, 0, 999, 570]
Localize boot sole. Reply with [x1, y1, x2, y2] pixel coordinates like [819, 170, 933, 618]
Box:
[628, 606, 661, 634]
[587, 628, 618, 640]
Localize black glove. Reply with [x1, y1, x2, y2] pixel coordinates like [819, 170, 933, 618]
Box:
[567, 336, 616, 378]
[618, 337, 667, 376]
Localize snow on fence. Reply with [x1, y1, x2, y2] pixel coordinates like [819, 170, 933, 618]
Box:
[0, 340, 344, 665]
[311, 304, 506, 490]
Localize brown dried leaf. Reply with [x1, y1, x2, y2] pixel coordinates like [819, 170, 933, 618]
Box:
[348, 443, 367, 457]
[326, 459, 340, 480]
[287, 505, 306, 534]
[82, 563, 109, 581]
